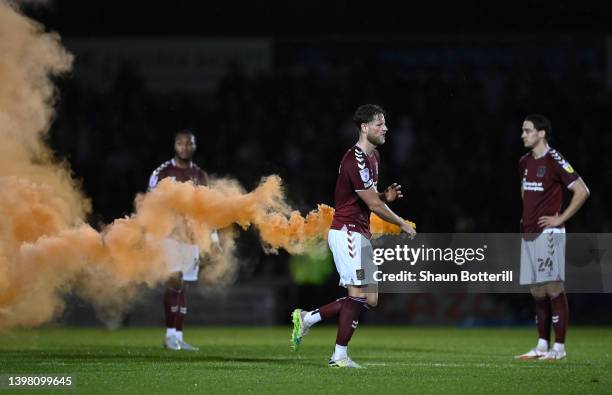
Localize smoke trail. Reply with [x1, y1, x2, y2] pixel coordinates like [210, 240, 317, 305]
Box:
[0, 1, 413, 329]
[371, 214, 416, 237]
[0, 0, 91, 327]
[0, 175, 335, 328]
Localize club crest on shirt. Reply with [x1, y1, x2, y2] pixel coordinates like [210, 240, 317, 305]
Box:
[359, 168, 370, 182]
[537, 166, 546, 178]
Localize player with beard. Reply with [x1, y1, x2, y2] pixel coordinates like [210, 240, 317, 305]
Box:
[291, 104, 416, 368]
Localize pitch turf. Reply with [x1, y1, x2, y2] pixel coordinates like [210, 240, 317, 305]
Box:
[0, 326, 610, 394]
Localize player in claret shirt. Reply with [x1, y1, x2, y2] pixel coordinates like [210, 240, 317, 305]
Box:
[291, 104, 416, 368]
[148, 129, 221, 351]
[515, 115, 589, 361]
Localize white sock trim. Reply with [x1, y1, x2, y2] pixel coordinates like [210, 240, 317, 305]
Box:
[166, 328, 177, 338]
[304, 311, 321, 326]
[552, 342, 565, 352]
[334, 344, 348, 360]
[537, 338, 549, 350]
[175, 331, 184, 341]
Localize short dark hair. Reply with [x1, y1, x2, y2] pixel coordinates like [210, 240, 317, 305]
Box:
[353, 104, 386, 130]
[525, 114, 552, 141]
[175, 129, 195, 140]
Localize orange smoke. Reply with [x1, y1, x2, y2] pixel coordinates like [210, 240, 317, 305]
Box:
[0, 0, 91, 328]
[0, 1, 414, 330]
[370, 214, 417, 237]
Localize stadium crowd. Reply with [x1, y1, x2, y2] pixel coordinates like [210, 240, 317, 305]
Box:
[51, 56, 611, 234]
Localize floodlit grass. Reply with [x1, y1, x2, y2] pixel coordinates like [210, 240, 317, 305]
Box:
[0, 326, 610, 394]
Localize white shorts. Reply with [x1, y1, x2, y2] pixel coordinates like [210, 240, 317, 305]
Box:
[328, 229, 374, 287]
[161, 238, 200, 281]
[520, 228, 566, 285]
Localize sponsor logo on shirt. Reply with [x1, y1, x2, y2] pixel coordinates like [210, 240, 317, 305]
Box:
[562, 163, 574, 173]
[523, 180, 544, 192]
[550, 150, 575, 174]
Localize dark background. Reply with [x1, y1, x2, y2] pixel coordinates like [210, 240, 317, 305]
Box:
[22, 2, 612, 36]
[21, 1, 612, 326]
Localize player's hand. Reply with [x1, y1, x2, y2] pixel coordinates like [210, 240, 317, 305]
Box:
[383, 183, 403, 203]
[538, 214, 563, 228]
[400, 222, 416, 239]
[212, 241, 223, 254]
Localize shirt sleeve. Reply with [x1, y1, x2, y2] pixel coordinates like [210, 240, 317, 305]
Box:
[345, 154, 374, 191]
[198, 170, 209, 187]
[549, 151, 580, 188]
[148, 167, 168, 191]
[148, 171, 159, 191]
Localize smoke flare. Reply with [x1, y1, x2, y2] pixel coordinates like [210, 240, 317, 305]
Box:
[0, 1, 412, 329]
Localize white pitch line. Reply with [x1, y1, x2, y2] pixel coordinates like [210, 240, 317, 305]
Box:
[364, 362, 546, 368]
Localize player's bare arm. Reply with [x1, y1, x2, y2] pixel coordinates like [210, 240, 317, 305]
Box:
[357, 187, 416, 238]
[538, 178, 590, 228]
[380, 182, 403, 203]
[199, 169, 222, 252]
[210, 229, 222, 253]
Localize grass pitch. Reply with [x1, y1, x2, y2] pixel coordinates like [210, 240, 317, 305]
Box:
[0, 326, 610, 394]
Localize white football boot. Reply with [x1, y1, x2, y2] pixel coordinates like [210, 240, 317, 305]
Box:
[328, 356, 363, 369]
[539, 343, 566, 361]
[164, 335, 181, 351]
[178, 340, 199, 352]
[515, 347, 548, 360]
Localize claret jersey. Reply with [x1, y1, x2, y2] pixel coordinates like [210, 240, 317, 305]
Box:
[519, 148, 580, 233]
[148, 158, 209, 243]
[331, 145, 380, 239]
[149, 158, 208, 190]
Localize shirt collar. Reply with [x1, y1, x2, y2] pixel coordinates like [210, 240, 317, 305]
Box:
[171, 158, 193, 168]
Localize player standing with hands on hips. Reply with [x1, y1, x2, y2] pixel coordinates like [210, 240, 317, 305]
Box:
[291, 104, 416, 368]
[516, 115, 589, 361]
